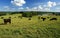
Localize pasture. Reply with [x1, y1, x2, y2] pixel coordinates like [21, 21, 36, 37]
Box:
[0, 14, 60, 38]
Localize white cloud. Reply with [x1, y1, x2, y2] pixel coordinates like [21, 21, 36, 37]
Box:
[43, 5, 47, 7]
[10, 0, 57, 11]
[57, 2, 60, 6]
[18, 7, 24, 9]
[31, 5, 43, 11]
[32, 7, 37, 10]
[53, 2, 56, 6]
[26, 7, 30, 10]
[2, 6, 11, 11]
[44, 8, 50, 11]
[56, 8, 60, 10]
[3, 6, 10, 10]
[25, 6, 43, 11]
[25, 5, 50, 11]
[38, 5, 43, 10]
[47, 1, 56, 7]
[11, 0, 26, 6]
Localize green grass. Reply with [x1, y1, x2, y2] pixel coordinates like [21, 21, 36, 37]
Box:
[0, 14, 60, 38]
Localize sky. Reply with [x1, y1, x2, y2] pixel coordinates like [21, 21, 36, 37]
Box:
[0, 0, 60, 12]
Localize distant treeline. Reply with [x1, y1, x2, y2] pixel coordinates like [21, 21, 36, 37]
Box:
[0, 11, 60, 17]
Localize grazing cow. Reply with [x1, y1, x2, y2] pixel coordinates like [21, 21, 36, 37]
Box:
[4, 19, 11, 24]
[50, 18, 57, 21]
[28, 17, 31, 20]
[41, 17, 46, 21]
[1, 17, 4, 19]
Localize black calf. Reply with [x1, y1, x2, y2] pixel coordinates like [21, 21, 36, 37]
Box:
[4, 19, 11, 24]
[41, 17, 46, 21]
[42, 18, 46, 21]
[50, 18, 57, 21]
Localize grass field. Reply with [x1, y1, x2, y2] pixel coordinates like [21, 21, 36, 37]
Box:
[0, 14, 60, 38]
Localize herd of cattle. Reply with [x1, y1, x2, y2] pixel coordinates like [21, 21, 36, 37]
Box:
[0, 16, 57, 24]
[39, 17, 57, 21]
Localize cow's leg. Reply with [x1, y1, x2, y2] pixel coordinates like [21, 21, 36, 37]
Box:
[8, 19, 11, 24]
[43, 19, 45, 21]
[43, 19, 44, 21]
[4, 22, 7, 24]
[9, 21, 11, 24]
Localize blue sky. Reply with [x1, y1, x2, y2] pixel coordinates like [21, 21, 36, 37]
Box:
[0, 0, 60, 12]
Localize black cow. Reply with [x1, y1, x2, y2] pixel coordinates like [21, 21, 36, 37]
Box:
[50, 18, 57, 21]
[28, 17, 31, 20]
[41, 17, 46, 21]
[4, 19, 11, 24]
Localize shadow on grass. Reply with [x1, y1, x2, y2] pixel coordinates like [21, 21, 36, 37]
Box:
[0, 23, 5, 25]
[0, 23, 10, 25]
